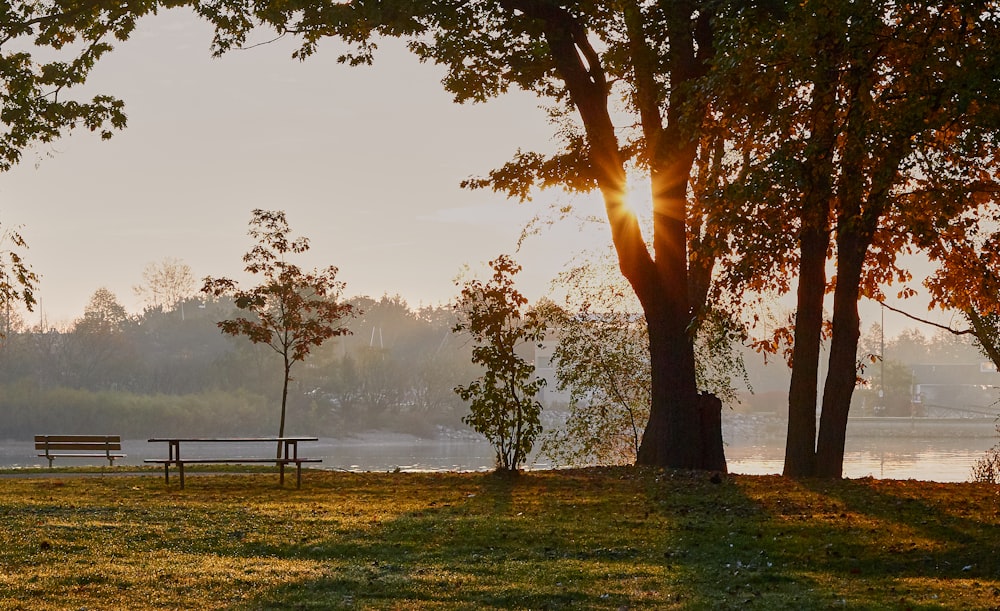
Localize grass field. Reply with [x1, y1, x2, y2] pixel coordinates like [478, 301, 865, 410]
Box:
[0, 467, 997, 609]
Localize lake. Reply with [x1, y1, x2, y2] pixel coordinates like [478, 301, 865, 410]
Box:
[6, 415, 997, 482]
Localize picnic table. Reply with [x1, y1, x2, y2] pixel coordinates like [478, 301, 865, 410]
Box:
[145, 437, 321, 488]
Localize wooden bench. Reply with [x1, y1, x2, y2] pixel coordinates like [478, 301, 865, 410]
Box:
[145, 437, 321, 489]
[35, 435, 125, 467]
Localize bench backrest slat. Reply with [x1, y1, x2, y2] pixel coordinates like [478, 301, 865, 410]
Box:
[35, 435, 120, 443]
[35, 442, 123, 451]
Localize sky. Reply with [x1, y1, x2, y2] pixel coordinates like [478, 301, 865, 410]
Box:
[0, 7, 963, 339]
[2, 7, 609, 327]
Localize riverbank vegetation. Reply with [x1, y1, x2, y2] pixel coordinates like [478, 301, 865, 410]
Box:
[0, 468, 997, 610]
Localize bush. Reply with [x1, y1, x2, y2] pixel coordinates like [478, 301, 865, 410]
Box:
[971, 425, 1000, 484]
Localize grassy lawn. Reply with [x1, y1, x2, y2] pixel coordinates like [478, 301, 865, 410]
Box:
[0, 467, 997, 609]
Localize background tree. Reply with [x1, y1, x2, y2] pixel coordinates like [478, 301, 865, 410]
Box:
[134, 257, 196, 314]
[193, 0, 729, 470]
[453, 254, 547, 472]
[202, 209, 354, 449]
[0, 221, 37, 339]
[63, 287, 135, 390]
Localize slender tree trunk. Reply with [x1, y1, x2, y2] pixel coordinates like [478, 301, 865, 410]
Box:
[782, 32, 839, 478]
[968, 310, 1000, 369]
[814, 283, 861, 477]
[278, 356, 290, 458]
[783, 226, 827, 477]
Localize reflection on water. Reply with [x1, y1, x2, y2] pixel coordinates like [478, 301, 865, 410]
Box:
[2, 415, 997, 482]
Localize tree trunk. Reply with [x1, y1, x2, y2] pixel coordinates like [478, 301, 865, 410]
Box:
[638, 299, 703, 467]
[781, 34, 839, 478]
[782, 225, 827, 478]
[635, 170, 717, 470]
[277, 356, 290, 458]
[815, 242, 864, 477]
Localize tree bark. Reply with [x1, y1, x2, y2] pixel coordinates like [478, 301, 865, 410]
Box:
[814, 247, 863, 477]
[783, 225, 827, 477]
[782, 28, 838, 478]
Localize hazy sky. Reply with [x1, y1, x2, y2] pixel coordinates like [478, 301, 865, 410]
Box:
[1, 7, 961, 339]
[2, 7, 608, 326]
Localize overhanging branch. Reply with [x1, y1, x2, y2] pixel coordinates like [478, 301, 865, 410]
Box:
[876, 300, 974, 335]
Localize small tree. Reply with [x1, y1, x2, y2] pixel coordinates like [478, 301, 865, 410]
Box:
[453, 254, 546, 473]
[203, 210, 354, 451]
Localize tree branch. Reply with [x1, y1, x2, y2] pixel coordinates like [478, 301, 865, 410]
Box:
[876, 300, 974, 335]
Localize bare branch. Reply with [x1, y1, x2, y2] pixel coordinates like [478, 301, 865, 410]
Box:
[876, 300, 974, 336]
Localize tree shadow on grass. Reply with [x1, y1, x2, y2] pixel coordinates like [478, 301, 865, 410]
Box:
[232, 468, 843, 610]
[731, 476, 1000, 610]
[799, 478, 1000, 581]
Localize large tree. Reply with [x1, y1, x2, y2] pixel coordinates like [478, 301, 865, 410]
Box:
[713, 0, 1000, 477]
[194, 0, 727, 469]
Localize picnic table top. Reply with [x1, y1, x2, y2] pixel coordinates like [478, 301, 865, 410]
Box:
[147, 437, 319, 443]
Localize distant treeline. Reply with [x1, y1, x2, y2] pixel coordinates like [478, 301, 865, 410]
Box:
[0, 293, 478, 439]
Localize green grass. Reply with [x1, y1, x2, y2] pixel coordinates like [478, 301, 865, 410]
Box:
[0, 467, 997, 609]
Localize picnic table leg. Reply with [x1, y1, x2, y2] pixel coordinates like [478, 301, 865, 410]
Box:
[179, 462, 185, 489]
[279, 461, 285, 487]
[296, 462, 302, 489]
[163, 463, 170, 484]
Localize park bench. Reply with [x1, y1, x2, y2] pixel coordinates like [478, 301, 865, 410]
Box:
[35, 435, 125, 467]
[145, 437, 321, 489]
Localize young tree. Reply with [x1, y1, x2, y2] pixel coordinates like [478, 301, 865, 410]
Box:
[202, 209, 354, 449]
[453, 254, 547, 473]
[193, 0, 728, 470]
[134, 257, 196, 313]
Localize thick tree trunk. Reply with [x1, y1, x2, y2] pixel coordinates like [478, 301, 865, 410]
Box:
[782, 226, 827, 478]
[638, 300, 703, 467]
[635, 172, 723, 470]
